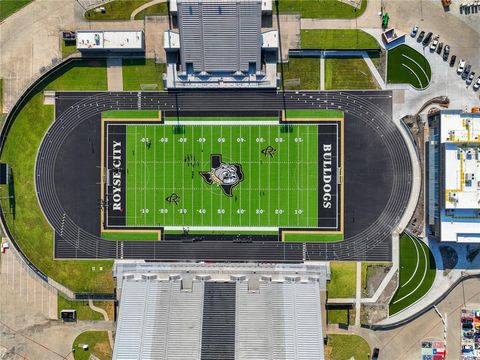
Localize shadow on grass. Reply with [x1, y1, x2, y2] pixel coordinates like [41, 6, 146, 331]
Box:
[7, 170, 15, 219]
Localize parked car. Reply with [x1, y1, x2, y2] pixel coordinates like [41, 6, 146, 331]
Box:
[458, 59, 466, 74]
[462, 64, 472, 79]
[423, 32, 433, 46]
[462, 316, 474, 323]
[467, 72, 476, 84]
[443, 45, 450, 60]
[473, 76, 480, 91]
[450, 55, 457, 67]
[464, 331, 475, 339]
[463, 344, 474, 353]
[411, 25, 419, 37]
[437, 42, 444, 54]
[371, 348, 380, 360]
[418, 31, 426, 42]
[463, 322, 474, 331]
[430, 36, 439, 51]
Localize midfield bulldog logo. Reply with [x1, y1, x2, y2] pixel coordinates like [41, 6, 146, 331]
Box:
[200, 154, 244, 197]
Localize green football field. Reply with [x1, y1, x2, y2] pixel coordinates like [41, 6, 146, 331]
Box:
[120, 123, 319, 228]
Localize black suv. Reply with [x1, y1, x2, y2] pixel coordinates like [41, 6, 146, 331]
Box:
[417, 31, 426, 42]
[423, 32, 433, 46]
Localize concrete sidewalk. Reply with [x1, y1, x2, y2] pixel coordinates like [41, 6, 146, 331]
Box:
[107, 57, 123, 91]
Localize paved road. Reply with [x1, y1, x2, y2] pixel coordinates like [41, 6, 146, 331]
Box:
[35, 90, 412, 262]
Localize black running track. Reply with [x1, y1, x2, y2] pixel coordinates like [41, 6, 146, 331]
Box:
[36, 90, 412, 262]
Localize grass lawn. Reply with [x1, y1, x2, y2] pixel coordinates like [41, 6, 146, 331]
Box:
[62, 40, 77, 58]
[284, 233, 344, 242]
[85, 0, 151, 20]
[327, 308, 354, 325]
[328, 262, 356, 298]
[389, 233, 436, 315]
[281, 57, 320, 90]
[122, 59, 165, 91]
[278, 0, 367, 19]
[0, 0, 32, 21]
[73, 331, 112, 360]
[301, 29, 379, 50]
[134, 2, 168, 19]
[58, 296, 104, 321]
[101, 231, 160, 241]
[325, 57, 379, 90]
[58, 295, 114, 320]
[285, 109, 344, 119]
[0, 59, 113, 293]
[387, 44, 431, 89]
[325, 334, 371, 360]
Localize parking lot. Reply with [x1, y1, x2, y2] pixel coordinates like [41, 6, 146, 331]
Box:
[460, 308, 480, 359]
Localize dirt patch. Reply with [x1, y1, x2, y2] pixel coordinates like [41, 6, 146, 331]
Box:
[363, 264, 392, 297]
[362, 270, 398, 324]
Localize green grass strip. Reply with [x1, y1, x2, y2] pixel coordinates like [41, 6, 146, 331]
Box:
[164, 116, 279, 122]
[278, 0, 367, 19]
[57, 295, 104, 321]
[0, 0, 32, 21]
[301, 29, 380, 50]
[73, 331, 112, 360]
[102, 110, 159, 119]
[328, 262, 357, 298]
[284, 233, 344, 242]
[101, 232, 159, 241]
[285, 109, 344, 119]
[164, 229, 279, 235]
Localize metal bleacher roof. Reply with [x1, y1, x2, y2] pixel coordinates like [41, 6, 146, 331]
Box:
[112, 263, 328, 360]
[177, 0, 262, 73]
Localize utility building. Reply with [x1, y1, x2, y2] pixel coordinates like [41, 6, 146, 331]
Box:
[164, 0, 278, 88]
[427, 110, 480, 242]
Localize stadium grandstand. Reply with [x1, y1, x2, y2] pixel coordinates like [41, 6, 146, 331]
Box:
[112, 262, 329, 360]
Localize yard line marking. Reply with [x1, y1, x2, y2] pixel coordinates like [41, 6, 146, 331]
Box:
[249, 126, 252, 227]
[268, 126, 271, 225]
[239, 126, 242, 226]
[144, 125, 147, 225]
[201, 126, 204, 226]
[232, 126, 233, 226]
[163, 125, 166, 225]
[287, 125, 290, 226]
[210, 126, 213, 227]
[135, 126, 138, 226]
[189, 126, 193, 224]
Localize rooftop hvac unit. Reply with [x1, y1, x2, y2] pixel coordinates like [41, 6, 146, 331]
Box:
[449, 192, 458, 203]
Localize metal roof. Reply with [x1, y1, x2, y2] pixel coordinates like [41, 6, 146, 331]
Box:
[112, 263, 328, 360]
[177, 0, 262, 73]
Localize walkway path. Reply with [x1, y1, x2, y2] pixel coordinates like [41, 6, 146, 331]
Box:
[131, 0, 166, 20]
[107, 57, 123, 91]
[355, 262, 362, 326]
[89, 299, 114, 349]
